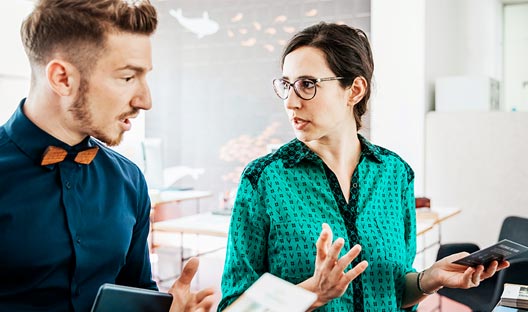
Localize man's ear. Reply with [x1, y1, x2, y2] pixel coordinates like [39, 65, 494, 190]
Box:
[348, 76, 368, 106]
[45, 59, 80, 97]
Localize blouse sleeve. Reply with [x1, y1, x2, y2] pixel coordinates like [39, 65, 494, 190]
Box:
[398, 177, 418, 310]
[218, 174, 270, 310]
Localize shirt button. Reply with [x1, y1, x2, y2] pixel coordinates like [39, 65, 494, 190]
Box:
[76, 236, 81, 244]
[65, 181, 72, 189]
[74, 287, 80, 296]
[352, 183, 358, 188]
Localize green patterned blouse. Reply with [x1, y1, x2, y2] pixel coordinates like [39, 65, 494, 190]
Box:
[219, 135, 417, 311]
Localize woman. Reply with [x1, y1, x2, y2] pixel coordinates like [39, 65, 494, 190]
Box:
[218, 22, 508, 311]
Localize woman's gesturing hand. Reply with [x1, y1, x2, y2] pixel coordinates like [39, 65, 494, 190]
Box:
[299, 223, 368, 309]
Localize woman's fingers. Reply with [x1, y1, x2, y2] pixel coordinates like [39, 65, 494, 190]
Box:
[471, 265, 484, 286]
[343, 260, 369, 285]
[315, 223, 333, 263]
[334, 244, 362, 273]
[480, 261, 498, 280]
[326, 237, 345, 266]
[322, 223, 333, 250]
[327, 244, 365, 285]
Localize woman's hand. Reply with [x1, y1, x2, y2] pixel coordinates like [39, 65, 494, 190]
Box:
[420, 252, 510, 292]
[299, 223, 368, 309]
[168, 257, 216, 312]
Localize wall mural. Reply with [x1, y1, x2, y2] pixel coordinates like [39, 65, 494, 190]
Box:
[147, 0, 371, 208]
[170, 9, 219, 38]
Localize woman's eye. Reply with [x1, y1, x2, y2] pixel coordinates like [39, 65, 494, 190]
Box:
[301, 80, 315, 89]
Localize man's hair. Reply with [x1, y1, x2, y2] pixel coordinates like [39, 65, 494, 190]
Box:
[21, 0, 158, 75]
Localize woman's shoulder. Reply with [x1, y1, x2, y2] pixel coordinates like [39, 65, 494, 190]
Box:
[359, 135, 414, 182]
[241, 139, 299, 186]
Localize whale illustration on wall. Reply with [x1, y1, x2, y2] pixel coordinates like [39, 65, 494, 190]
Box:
[169, 9, 219, 39]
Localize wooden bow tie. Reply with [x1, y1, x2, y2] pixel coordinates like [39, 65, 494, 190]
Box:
[41, 146, 99, 166]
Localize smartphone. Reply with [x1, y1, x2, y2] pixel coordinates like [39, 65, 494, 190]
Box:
[452, 239, 528, 267]
[91, 283, 173, 312]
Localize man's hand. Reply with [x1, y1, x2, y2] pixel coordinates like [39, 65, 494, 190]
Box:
[168, 257, 216, 312]
[299, 223, 368, 309]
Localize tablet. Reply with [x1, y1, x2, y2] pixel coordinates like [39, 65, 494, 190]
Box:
[91, 283, 173, 312]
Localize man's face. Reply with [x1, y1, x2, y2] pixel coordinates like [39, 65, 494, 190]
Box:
[70, 32, 153, 146]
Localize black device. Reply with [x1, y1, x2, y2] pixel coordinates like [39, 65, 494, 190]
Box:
[91, 283, 173, 312]
[453, 239, 528, 267]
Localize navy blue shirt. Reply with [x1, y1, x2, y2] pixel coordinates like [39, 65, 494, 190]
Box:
[0, 100, 157, 312]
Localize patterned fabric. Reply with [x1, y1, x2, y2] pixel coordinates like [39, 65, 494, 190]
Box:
[219, 135, 417, 312]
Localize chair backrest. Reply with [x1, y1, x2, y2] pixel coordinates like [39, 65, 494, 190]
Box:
[498, 216, 528, 246]
[496, 215, 528, 289]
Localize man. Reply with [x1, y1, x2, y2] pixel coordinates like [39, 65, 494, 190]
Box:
[0, 0, 214, 311]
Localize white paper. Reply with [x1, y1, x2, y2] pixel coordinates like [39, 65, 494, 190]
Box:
[225, 273, 317, 312]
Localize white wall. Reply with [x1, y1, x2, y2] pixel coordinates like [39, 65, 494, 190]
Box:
[425, 112, 528, 247]
[371, 0, 528, 250]
[371, 0, 503, 196]
[0, 1, 33, 124]
[0, 1, 32, 77]
[370, 0, 427, 195]
[503, 3, 528, 111]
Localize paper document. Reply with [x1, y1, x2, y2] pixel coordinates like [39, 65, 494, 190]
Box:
[225, 273, 317, 312]
[499, 283, 528, 309]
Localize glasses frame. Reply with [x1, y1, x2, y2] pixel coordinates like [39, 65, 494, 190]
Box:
[272, 76, 346, 100]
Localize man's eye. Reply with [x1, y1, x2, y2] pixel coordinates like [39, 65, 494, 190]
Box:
[124, 76, 134, 82]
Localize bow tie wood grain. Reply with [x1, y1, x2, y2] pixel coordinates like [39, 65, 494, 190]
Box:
[40, 146, 99, 166]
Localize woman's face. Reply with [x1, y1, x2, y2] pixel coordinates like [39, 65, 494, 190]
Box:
[281, 46, 356, 144]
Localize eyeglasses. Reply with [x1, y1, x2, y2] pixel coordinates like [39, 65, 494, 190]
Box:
[272, 77, 346, 100]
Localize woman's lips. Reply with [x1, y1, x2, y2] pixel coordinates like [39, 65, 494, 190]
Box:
[292, 117, 309, 130]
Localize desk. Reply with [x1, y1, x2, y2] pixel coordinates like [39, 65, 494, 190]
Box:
[154, 212, 230, 238]
[154, 207, 460, 239]
[416, 207, 461, 235]
[153, 208, 461, 273]
[153, 212, 230, 282]
[415, 207, 461, 269]
[149, 189, 212, 209]
[148, 189, 213, 256]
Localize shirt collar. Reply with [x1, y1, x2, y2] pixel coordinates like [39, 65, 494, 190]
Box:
[4, 99, 96, 167]
[280, 133, 383, 168]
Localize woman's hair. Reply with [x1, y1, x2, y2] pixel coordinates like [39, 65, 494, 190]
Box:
[280, 22, 374, 130]
[21, 0, 158, 76]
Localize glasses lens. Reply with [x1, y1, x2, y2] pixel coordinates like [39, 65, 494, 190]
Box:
[293, 79, 316, 100]
[273, 79, 289, 99]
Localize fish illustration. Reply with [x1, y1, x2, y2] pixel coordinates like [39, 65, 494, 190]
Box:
[169, 9, 219, 39]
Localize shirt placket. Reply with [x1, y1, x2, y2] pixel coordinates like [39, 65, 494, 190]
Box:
[58, 160, 83, 305]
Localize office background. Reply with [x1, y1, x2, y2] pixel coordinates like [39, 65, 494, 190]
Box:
[1, 0, 527, 250]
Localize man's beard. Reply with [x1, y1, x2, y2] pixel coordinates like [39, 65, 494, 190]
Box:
[69, 79, 124, 147]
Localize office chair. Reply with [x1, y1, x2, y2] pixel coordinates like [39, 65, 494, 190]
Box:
[435, 216, 528, 312]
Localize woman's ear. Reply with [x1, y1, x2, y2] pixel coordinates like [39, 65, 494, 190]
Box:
[348, 76, 367, 106]
[45, 59, 80, 97]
